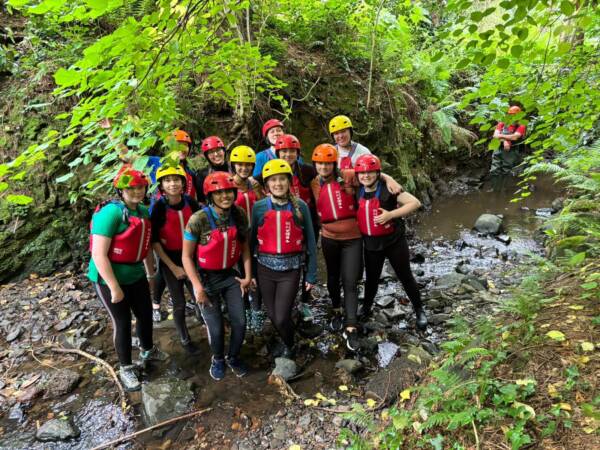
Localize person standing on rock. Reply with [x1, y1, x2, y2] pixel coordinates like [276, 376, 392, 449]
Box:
[150, 165, 202, 355]
[354, 154, 428, 331]
[490, 105, 527, 191]
[89, 167, 169, 392]
[250, 159, 318, 359]
[329, 115, 372, 169]
[196, 136, 230, 205]
[182, 172, 252, 381]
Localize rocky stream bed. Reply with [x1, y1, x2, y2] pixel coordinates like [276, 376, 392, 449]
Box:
[0, 178, 563, 450]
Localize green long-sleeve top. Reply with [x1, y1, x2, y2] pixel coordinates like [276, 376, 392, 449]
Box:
[250, 197, 317, 284]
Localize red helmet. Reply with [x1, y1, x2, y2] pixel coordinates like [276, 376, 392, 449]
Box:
[201, 136, 225, 153]
[203, 171, 236, 195]
[113, 166, 149, 189]
[173, 129, 192, 144]
[262, 119, 284, 138]
[274, 134, 301, 155]
[354, 154, 381, 173]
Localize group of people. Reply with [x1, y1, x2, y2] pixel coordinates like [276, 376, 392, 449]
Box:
[88, 115, 429, 391]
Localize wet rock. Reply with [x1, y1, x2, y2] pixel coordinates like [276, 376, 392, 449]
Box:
[410, 247, 426, 264]
[426, 298, 441, 310]
[414, 269, 425, 276]
[272, 423, 286, 441]
[430, 313, 452, 325]
[271, 358, 297, 381]
[36, 418, 80, 442]
[54, 312, 81, 331]
[495, 234, 512, 245]
[297, 322, 323, 338]
[8, 403, 25, 422]
[365, 357, 421, 404]
[43, 369, 81, 399]
[435, 273, 466, 290]
[551, 197, 565, 213]
[377, 342, 399, 368]
[6, 326, 22, 342]
[455, 264, 470, 275]
[359, 337, 379, 353]
[535, 208, 553, 218]
[141, 378, 194, 426]
[474, 214, 503, 234]
[59, 334, 89, 351]
[463, 275, 487, 291]
[382, 304, 407, 320]
[375, 296, 395, 308]
[406, 345, 433, 366]
[373, 312, 391, 327]
[335, 359, 363, 374]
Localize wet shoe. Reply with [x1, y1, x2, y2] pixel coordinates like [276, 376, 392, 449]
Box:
[210, 357, 226, 381]
[152, 308, 163, 323]
[119, 364, 141, 391]
[182, 341, 202, 356]
[329, 310, 344, 332]
[281, 345, 296, 360]
[226, 356, 248, 377]
[415, 309, 428, 331]
[343, 328, 360, 351]
[140, 346, 169, 362]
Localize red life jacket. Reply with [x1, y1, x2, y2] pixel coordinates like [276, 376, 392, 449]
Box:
[291, 175, 313, 207]
[357, 183, 395, 237]
[196, 207, 242, 270]
[235, 180, 257, 224]
[155, 171, 197, 201]
[158, 196, 193, 251]
[316, 178, 356, 223]
[89, 201, 152, 263]
[338, 143, 357, 169]
[257, 198, 304, 255]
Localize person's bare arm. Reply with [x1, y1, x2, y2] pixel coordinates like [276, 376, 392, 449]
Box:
[91, 236, 124, 303]
[182, 239, 210, 304]
[373, 192, 421, 225]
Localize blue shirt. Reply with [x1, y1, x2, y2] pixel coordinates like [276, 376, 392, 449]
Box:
[253, 147, 305, 178]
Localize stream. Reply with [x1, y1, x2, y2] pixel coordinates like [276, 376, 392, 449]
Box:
[0, 176, 563, 450]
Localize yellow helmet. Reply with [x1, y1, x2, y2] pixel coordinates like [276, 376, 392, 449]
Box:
[156, 165, 186, 181]
[329, 115, 353, 134]
[229, 145, 256, 164]
[262, 158, 293, 180]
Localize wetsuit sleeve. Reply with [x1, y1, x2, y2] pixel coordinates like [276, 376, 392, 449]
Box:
[299, 201, 318, 285]
[150, 200, 166, 243]
[90, 203, 123, 238]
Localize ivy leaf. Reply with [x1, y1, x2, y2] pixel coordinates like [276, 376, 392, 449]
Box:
[546, 330, 566, 342]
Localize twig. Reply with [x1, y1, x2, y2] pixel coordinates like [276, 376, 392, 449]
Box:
[472, 419, 480, 450]
[47, 346, 127, 410]
[30, 348, 60, 371]
[89, 408, 212, 450]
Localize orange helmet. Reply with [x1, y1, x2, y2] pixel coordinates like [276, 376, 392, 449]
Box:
[312, 144, 338, 163]
[203, 171, 236, 195]
[173, 129, 192, 144]
[508, 106, 522, 115]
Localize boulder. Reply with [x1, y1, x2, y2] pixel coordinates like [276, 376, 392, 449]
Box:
[335, 359, 363, 374]
[36, 418, 80, 442]
[435, 273, 466, 290]
[271, 358, 297, 381]
[141, 378, 194, 426]
[365, 357, 421, 404]
[43, 369, 81, 399]
[474, 214, 503, 234]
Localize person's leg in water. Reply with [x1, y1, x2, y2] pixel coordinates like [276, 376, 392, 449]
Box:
[385, 237, 427, 330]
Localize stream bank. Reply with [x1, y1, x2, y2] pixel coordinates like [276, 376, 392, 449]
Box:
[0, 176, 563, 449]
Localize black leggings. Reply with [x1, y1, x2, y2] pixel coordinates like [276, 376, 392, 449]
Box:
[321, 237, 362, 327]
[94, 278, 154, 365]
[160, 261, 193, 344]
[363, 236, 423, 314]
[257, 264, 301, 347]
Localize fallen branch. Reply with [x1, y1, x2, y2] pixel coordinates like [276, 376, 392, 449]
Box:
[47, 346, 127, 411]
[90, 408, 212, 450]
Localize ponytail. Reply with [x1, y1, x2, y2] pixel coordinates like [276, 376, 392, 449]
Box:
[287, 191, 304, 225]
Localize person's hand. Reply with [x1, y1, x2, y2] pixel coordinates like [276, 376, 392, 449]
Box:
[304, 282, 314, 292]
[236, 276, 252, 295]
[374, 208, 394, 225]
[194, 285, 210, 306]
[249, 177, 260, 188]
[503, 140, 511, 151]
[110, 285, 125, 304]
[172, 266, 187, 280]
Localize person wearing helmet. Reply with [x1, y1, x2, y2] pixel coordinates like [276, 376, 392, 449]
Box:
[196, 136, 230, 205]
[253, 119, 305, 178]
[229, 146, 266, 334]
[89, 166, 169, 392]
[150, 165, 202, 355]
[329, 115, 372, 169]
[354, 155, 427, 331]
[490, 105, 527, 191]
[182, 172, 252, 381]
[250, 159, 318, 360]
[310, 144, 363, 350]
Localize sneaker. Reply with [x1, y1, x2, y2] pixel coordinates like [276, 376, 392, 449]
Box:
[329, 310, 344, 332]
[343, 328, 360, 351]
[226, 356, 248, 377]
[182, 341, 202, 356]
[152, 308, 163, 323]
[119, 364, 141, 391]
[209, 357, 226, 381]
[140, 346, 169, 362]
